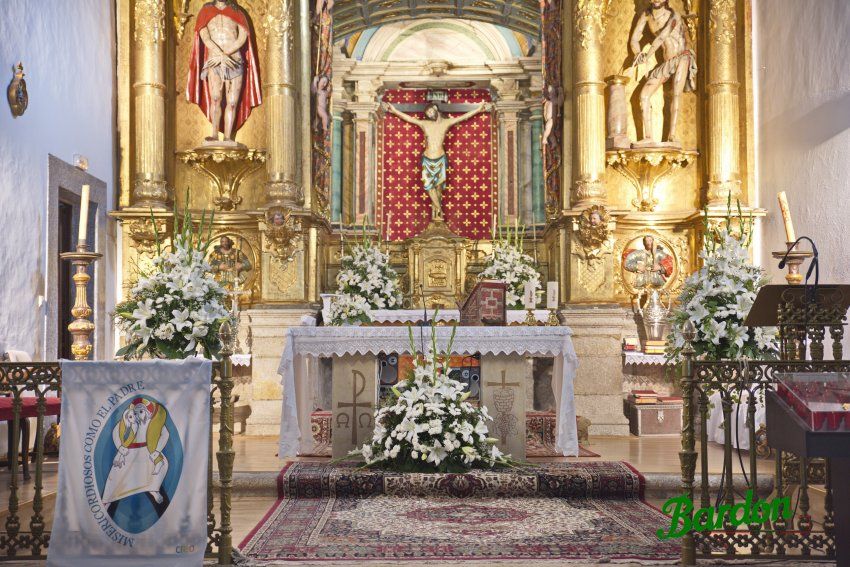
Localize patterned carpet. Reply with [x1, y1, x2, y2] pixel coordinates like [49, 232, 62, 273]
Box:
[239, 462, 679, 562]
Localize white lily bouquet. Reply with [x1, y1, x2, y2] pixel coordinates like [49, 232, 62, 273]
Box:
[480, 224, 541, 308]
[114, 207, 231, 360]
[328, 236, 403, 326]
[667, 205, 778, 363]
[355, 325, 510, 472]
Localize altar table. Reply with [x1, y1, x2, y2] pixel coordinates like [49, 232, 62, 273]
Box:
[277, 326, 579, 458]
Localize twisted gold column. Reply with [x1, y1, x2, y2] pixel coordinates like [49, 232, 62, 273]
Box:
[264, 0, 303, 208]
[706, 0, 742, 205]
[132, 0, 168, 208]
[571, 0, 608, 207]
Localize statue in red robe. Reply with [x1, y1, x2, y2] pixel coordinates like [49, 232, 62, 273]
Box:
[186, 1, 261, 144]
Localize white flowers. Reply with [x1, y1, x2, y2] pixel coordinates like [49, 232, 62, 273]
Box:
[115, 234, 231, 359]
[353, 327, 511, 471]
[329, 241, 403, 325]
[667, 212, 778, 363]
[480, 240, 541, 308]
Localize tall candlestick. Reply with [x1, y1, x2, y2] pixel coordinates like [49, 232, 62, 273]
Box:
[78, 184, 90, 245]
[491, 212, 497, 240]
[387, 211, 393, 243]
[777, 191, 796, 243]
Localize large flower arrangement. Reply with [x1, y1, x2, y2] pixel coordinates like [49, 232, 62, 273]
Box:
[479, 225, 541, 308]
[328, 238, 403, 325]
[114, 209, 231, 360]
[356, 326, 509, 472]
[666, 208, 778, 363]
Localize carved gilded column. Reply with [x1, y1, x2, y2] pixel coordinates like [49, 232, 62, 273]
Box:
[132, 0, 168, 208]
[571, 0, 608, 207]
[706, 0, 742, 205]
[263, 0, 302, 208]
[349, 102, 378, 223]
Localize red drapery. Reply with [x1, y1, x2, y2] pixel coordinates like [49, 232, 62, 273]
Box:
[379, 89, 495, 241]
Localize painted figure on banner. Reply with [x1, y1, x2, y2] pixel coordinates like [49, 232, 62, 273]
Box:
[101, 397, 171, 518]
[382, 101, 492, 220]
[623, 235, 674, 289]
[186, 0, 262, 145]
[629, 0, 697, 147]
[209, 235, 252, 290]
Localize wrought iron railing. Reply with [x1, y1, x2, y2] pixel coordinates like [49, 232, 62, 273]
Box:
[678, 286, 847, 565]
[0, 342, 235, 562]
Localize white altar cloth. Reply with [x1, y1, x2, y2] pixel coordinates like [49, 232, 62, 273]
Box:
[277, 326, 579, 458]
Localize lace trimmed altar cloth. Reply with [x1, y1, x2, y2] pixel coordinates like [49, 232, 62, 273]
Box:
[277, 326, 579, 458]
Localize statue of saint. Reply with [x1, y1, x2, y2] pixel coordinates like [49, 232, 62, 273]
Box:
[382, 101, 491, 220]
[623, 235, 674, 290]
[629, 0, 697, 147]
[186, 0, 261, 145]
[209, 235, 252, 290]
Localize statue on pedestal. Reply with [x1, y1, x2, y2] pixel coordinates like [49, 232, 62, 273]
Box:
[629, 0, 697, 147]
[186, 0, 261, 145]
[209, 235, 252, 290]
[382, 101, 491, 220]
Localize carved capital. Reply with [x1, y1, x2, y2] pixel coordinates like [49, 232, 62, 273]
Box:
[134, 0, 166, 44]
[574, 0, 610, 50]
[572, 179, 606, 206]
[127, 217, 168, 253]
[266, 179, 303, 208]
[709, 0, 736, 45]
[133, 177, 169, 209]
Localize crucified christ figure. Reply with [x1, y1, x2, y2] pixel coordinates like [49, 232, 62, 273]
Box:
[382, 101, 491, 220]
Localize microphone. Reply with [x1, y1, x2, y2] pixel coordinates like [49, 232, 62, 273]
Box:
[778, 236, 819, 303]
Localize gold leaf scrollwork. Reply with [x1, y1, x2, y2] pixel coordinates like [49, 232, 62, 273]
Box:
[574, 0, 611, 50]
[134, 0, 166, 44]
[709, 0, 736, 45]
[263, 207, 300, 261]
[128, 217, 168, 253]
[173, 0, 193, 40]
[576, 205, 610, 251]
[263, 0, 294, 48]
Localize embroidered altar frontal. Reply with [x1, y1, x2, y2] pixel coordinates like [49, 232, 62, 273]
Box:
[240, 462, 679, 562]
[380, 88, 495, 240]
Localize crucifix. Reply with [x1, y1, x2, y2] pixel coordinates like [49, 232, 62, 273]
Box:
[336, 369, 372, 445]
[485, 370, 521, 391]
[381, 98, 491, 220]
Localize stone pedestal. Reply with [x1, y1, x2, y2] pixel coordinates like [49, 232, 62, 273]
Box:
[561, 305, 632, 436]
[331, 355, 377, 459]
[244, 307, 315, 435]
[481, 355, 529, 460]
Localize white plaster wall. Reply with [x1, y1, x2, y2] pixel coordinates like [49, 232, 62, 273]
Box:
[755, 0, 850, 286]
[0, 0, 115, 359]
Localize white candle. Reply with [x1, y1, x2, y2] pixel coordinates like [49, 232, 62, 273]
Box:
[547, 281, 558, 309]
[78, 184, 90, 244]
[777, 191, 796, 243]
[523, 282, 535, 309]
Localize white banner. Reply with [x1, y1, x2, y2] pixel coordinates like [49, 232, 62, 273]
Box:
[48, 359, 211, 567]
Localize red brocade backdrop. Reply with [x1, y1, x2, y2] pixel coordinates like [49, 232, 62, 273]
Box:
[379, 89, 495, 241]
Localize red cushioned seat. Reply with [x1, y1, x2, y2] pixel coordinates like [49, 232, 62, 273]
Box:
[0, 397, 61, 421]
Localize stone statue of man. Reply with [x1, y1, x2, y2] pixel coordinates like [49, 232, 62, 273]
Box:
[187, 0, 262, 144]
[629, 0, 697, 147]
[382, 101, 491, 220]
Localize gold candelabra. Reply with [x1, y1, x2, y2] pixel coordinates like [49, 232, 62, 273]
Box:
[60, 243, 102, 360]
[771, 241, 813, 285]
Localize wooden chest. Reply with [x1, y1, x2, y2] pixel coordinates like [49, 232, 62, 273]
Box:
[629, 401, 683, 436]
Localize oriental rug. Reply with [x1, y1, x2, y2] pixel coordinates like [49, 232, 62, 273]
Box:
[240, 462, 679, 562]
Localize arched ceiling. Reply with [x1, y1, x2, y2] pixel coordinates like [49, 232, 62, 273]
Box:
[333, 0, 541, 38]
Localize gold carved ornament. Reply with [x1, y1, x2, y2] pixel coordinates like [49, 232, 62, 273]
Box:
[576, 204, 610, 251]
[263, 207, 300, 262]
[173, 0, 192, 39]
[574, 0, 612, 50]
[134, 0, 166, 44]
[709, 0, 736, 45]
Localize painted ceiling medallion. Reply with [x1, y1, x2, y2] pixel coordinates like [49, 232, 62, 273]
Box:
[7, 62, 28, 118]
